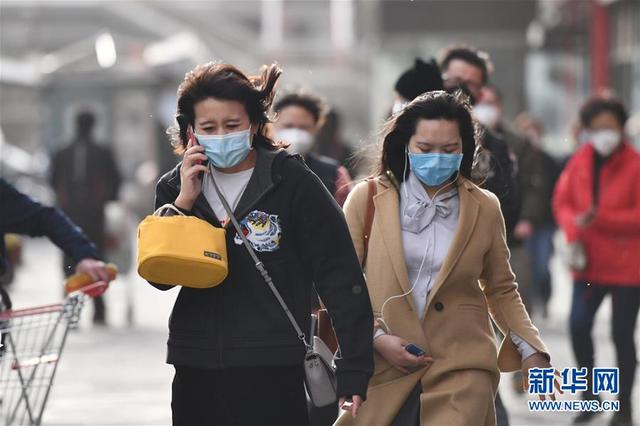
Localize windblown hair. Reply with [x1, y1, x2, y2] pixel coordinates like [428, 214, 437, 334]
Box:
[376, 90, 483, 184]
[169, 62, 283, 154]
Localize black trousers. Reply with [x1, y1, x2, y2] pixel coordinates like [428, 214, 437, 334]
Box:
[569, 281, 640, 414]
[172, 364, 309, 426]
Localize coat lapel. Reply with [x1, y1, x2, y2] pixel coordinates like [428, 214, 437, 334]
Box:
[375, 185, 416, 311]
[424, 179, 480, 315]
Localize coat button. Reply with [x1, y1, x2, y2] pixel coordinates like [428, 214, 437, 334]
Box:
[434, 302, 444, 312]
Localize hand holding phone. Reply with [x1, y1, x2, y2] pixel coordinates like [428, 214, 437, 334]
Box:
[175, 125, 208, 211]
[186, 126, 200, 160]
[374, 335, 432, 375]
[405, 343, 426, 357]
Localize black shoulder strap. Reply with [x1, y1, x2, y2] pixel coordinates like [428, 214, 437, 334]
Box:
[209, 168, 310, 351]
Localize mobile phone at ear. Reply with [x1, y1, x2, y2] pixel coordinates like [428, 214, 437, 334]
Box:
[187, 125, 198, 147]
[187, 126, 208, 179]
[405, 343, 426, 357]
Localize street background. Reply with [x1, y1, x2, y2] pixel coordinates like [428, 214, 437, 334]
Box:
[8, 237, 635, 426]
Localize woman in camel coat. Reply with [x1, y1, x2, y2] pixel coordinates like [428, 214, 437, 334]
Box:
[337, 91, 557, 426]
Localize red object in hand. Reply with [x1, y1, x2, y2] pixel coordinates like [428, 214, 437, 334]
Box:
[80, 281, 109, 298]
[64, 263, 117, 295]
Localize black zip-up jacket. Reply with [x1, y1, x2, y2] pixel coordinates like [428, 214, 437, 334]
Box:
[150, 148, 374, 399]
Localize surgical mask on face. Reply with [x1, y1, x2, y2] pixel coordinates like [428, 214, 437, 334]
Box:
[276, 128, 314, 155]
[195, 127, 252, 169]
[408, 151, 463, 187]
[473, 103, 500, 128]
[590, 129, 621, 157]
[392, 100, 408, 115]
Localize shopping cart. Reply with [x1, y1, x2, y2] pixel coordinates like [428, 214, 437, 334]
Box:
[0, 270, 114, 426]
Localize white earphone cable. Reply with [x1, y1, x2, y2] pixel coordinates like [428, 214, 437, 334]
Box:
[377, 147, 459, 335]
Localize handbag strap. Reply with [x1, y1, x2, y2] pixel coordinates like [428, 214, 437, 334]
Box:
[153, 203, 186, 217]
[361, 178, 377, 267]
[209, 170, 311, 350]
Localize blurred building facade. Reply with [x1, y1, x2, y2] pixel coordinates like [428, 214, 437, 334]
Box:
[1, 0, 638, 184]
[526, 0, 640, 154]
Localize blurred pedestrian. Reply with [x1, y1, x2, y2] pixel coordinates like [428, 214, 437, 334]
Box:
[50, 110, 121, 325]
[439, 45, 521, 423]
[315, 109, 358, 177]
[439, 46, 520, 243]
[0, 177, 113, 308]
[513, 112, 560, 318]
[273, 90, 355, 425]
[475, 85, 529, 158]
[337, 91, 556, 426]
[553, 96, 640, 426]
[392, 58, 444, 114]
[273, 90, 352, 206]
[475, 85, 533, 312]
[149, 62, 373, 426]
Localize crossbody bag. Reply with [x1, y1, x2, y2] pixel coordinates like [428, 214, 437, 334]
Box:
[210, 172, 338, 408]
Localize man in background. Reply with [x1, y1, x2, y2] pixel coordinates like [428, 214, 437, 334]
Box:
[479, 86, 560, 318]
[439, 45, 520, 241]
[51, 110, 121, 325]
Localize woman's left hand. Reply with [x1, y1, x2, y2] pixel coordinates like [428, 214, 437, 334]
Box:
[521, 352, 563, 401]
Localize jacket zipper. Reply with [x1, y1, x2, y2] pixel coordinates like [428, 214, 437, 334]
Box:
[217, 178, 281, 365]
[166, 170, 283, 367]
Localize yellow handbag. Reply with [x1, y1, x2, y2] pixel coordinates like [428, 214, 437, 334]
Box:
[137, 204, 228, 288]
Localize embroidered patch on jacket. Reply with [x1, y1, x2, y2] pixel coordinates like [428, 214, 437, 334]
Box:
[234, 210, 282, 252]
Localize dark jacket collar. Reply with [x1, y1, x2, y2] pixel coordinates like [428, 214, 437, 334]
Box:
[165, 147, 284, 225]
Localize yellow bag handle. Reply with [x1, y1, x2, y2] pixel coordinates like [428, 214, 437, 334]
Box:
[153, 203, 186, 217]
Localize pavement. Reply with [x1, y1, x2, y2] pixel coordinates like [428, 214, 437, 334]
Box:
[2, 237, 638, 425]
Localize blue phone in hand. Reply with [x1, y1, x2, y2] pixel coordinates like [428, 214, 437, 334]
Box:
[405, 343, 426, 357]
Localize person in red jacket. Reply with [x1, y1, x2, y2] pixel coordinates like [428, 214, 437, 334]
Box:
[553, 96, 640, 426]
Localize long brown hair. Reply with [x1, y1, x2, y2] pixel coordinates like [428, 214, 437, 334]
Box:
[169, 62, 283, 154]
[377, 90, 482, 183]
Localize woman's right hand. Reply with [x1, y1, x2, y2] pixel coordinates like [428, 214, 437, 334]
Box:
[373, 334, 432, 374]
[174, 137, 209, 211]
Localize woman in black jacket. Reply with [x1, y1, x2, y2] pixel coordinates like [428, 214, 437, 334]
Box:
[150, 62, 373, 426]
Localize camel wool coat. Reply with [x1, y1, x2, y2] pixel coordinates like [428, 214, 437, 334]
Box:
[336, 176, 549, 426]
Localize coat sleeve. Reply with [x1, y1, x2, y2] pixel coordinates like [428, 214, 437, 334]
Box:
[293, 171, 374, 400]
[343, 181, 385, 335]
[552, 158, 582, 242]
[479, 193, 550, 372]
[0, 178, 98, 264]
[342, 181, 369, 265]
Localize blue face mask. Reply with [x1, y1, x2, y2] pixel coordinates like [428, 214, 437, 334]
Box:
[195, 128, 252, 169]
[408, 152, 463, 186]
